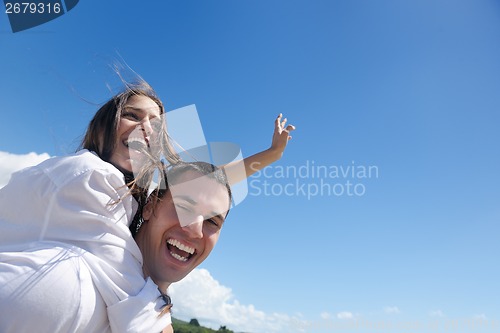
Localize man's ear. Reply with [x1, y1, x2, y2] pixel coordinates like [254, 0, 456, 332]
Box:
[142, 200, 154, 221]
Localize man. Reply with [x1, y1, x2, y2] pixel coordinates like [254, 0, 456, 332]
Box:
[135, 161, 231, 292]
[135, 161, 232, 333]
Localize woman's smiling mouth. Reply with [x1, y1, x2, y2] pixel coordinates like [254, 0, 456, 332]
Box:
[124, 137, 149, 151]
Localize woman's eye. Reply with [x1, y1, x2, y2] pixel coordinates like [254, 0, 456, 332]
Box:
[151, 119, 163, 130]
[123, 112, 140, 121]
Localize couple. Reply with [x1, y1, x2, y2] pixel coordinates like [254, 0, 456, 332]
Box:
[0, 80, 295, 332]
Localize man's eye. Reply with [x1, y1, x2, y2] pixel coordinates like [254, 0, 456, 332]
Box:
[205, 218, 220, 228]
[174, 204, 189, 211]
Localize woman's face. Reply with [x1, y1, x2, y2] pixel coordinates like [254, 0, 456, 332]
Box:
[109, 95, 162, 173]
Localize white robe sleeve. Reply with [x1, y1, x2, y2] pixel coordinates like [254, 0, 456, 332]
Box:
[0, 151, 170, 332]
[107, 277, 172, 333]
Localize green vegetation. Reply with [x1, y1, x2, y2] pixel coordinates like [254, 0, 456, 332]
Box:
[189, 318, 200, 327]
[172, 317, 234, 333]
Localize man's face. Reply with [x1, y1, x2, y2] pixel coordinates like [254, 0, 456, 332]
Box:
[136, 170, 230, 290]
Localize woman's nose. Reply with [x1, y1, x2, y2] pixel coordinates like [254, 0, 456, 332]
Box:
[141, 118, 154, 137]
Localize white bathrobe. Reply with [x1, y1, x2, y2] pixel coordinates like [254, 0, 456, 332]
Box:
[0, 150, 170, 332]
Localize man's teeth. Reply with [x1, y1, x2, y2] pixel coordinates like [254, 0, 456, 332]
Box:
[167, 239, 195, 262]
[171, 252, 188, 262]
[167, 239, 195, 254]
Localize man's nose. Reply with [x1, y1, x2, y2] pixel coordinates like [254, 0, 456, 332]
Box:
[181, 216, 203, 239]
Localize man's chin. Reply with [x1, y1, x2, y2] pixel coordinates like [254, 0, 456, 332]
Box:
[168, 271, 192, 284]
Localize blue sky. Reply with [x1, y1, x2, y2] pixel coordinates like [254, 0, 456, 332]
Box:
[1, 1, 499, 332]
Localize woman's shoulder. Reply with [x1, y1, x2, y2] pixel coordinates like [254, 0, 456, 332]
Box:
[46, 149, 113, 170]
[38, 150, 123, 186]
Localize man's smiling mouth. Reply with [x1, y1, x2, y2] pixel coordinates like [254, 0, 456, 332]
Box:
[166, 238, 195, 262]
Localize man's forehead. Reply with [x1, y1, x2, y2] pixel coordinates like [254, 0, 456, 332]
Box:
[168, 171, 230, 224]
[170, 172, 227, 200]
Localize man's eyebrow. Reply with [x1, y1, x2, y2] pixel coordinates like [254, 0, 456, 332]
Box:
[172, 195, 197, 205]
[173, 195, 227, 222]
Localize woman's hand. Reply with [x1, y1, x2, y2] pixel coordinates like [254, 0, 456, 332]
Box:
[269, 113, 296, 159]
[222, 114, 297, 184]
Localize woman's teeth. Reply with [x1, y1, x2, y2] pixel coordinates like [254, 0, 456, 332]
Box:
[124, 138, 147, 150]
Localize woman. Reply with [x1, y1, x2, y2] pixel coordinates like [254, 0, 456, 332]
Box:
[0, 81, 175, 332]
[0, 80, 295, 332]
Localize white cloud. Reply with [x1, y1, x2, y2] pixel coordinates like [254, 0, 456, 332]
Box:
[336, 311, 355, 320]
[383, 306, 400, 314]
[0, 151, 50, 188]
[473, 314, 487, 320]
[429, 310, 445, 317]
[320, 312, 332, 320]
[168, 268, 304, 333]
